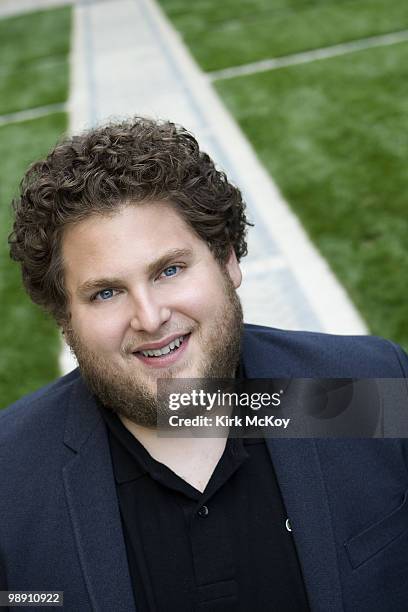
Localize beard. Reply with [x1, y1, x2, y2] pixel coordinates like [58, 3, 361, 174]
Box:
[64, 272, 243, 428]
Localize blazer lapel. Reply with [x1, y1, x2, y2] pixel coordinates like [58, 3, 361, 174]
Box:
[242, 328, 344, 612]
[63, 377, 136, 612]
[265, 439, 343, 612]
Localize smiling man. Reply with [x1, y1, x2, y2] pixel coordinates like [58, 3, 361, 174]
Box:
[62, 203, 242, 428]
[1, 118, 408, 612]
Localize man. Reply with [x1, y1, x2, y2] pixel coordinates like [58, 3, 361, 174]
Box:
[1, 117, 408, 612]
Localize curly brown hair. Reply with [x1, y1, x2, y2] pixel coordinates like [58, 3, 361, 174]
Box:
[8, 117, 251, 324]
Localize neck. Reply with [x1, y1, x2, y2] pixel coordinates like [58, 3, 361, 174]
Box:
[119, 415, 228, 492]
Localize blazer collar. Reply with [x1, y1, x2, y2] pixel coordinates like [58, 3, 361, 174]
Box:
[63, 374, 101, 452]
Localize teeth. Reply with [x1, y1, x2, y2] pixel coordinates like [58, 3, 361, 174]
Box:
[141, 335, 185, 358]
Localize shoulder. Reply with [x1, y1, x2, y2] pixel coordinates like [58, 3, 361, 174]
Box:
[0, 369, 81, 447]
[0, 368, 100, 506]
[242, 324, 408, 377]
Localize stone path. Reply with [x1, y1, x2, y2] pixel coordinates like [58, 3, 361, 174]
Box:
[1, 0, 368, 373]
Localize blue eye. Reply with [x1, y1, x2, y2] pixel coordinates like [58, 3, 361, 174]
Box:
[162, 266, 179, 278]
[95, 288, 116, 301]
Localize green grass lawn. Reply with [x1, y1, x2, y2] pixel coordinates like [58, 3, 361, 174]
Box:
[159, 0, 408, 351]
[0, 114, 67, 408]
[159, 0, 408, 71]
[0, 57, 69, 116]
[0, 7, 71, 408]
[215, 42, 408, 349]
[0, 7, 71, 115]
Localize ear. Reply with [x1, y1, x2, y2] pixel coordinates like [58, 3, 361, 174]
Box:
[225, 248, 242, 289]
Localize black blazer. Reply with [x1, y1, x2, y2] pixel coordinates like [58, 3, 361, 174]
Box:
[1, 325, 408, 611]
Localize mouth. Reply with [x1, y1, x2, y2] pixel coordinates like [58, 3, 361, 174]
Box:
[133, 333, 191, 368]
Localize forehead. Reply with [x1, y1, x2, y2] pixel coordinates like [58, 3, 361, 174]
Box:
[61, 202, 206, 282]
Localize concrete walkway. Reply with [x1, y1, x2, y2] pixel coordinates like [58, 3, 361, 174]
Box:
[28, 0, 365, 372]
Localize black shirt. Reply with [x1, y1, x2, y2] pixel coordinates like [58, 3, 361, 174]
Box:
[100, 407, 310, 612]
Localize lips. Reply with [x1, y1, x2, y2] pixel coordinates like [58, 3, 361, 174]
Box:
[139, 334, 186, 357]
[133, 332, 191, 368]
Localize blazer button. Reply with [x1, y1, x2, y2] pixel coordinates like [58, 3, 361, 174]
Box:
[197, 505, 209, 518]
[285, 518, 292, 532]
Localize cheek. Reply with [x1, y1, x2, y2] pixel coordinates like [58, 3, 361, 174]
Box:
[174, 279, 225, 321]
[70, 305, 128, 351]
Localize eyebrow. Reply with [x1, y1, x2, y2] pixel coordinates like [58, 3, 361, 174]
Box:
[76, 248, 193, 297]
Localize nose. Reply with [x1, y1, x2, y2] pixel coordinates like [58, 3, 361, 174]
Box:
[128, 288, 171, 334]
